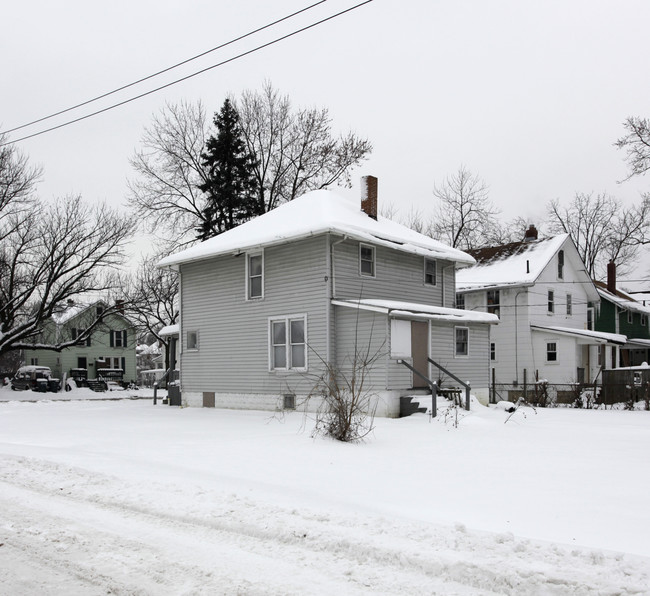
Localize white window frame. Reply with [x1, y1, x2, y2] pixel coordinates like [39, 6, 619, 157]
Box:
[246, 251, 264, 300]
[627, 309, 633, 324]
[566, 293, 572, 316]
[490, 342, 496, 361]
[359, 244, 375, 278]
[546, 341, 558, 363]
[487, 290, 500, 316]
[424, 258, 437, 286]
[186, 330, 199, 351]
[455, 326, 469, 358]
[548, 289, 555, 314]
[268, 315, 308, 372]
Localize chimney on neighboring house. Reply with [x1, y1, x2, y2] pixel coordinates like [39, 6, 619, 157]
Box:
[607, 260, 616, 294]
[361, 175, 378, 220]
[523, 224, 538, 242]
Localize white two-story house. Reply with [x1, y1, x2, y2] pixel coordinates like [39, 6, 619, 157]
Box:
[158, 177, 498, 416]
[456, 226, 625, 394]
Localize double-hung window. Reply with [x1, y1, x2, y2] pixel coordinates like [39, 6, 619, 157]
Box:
[456, 293, 465, 310]
[247, 253, 263, 299]
[487, 290, 500, 316]
[110, 330, 127, 348]
[547, 342, 558, 362]
[557, 250, 564, 279]
[548, 290, 555, 314]
[359, 244, 375, 277]
[455, 327, 469, 357]
[424, 258, 437, 285]
[270, 316, 307, 371]
[566, 294, 572, 316]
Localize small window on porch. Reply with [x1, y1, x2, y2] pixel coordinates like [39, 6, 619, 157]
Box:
[546, 342, 557, 362]
[455, 327, 469, 357]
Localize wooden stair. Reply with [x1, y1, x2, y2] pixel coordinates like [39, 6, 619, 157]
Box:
[399, 395, 429, 417]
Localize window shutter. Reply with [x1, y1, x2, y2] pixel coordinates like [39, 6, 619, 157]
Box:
[72, 328, 77, 340]
[122, 330, 127, 347]
[110, 331, 114, 347]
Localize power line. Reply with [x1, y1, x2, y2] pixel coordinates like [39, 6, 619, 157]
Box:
[1, 0, 373, 146]
[1, 0, 327, 136]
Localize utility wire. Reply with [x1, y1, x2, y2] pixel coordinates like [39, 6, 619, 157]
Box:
[1, 0, 328, 136]
[1, 0, 373, 146]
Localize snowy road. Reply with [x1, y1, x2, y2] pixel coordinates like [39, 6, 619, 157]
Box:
[1, 398, 649, 594]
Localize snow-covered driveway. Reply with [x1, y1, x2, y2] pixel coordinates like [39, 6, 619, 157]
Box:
[0, 396, 648, 594]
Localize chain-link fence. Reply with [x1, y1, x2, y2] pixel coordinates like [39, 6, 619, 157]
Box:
[491, 374, 650, 409]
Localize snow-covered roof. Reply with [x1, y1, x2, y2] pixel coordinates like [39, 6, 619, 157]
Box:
[159, 324, 179, 336]
[456, 235, 569, 292]
[531, 324, 627, 345]
[332, 299, 499, 324]
[51, 300, 99, 325]
[158, 190, 475, 268]
[595, 282, 650, 317]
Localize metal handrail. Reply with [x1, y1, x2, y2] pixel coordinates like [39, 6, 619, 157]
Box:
[427, 357, 471, 411]
[397, 359, 437, 418]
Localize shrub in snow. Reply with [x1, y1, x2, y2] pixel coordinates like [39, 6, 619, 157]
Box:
[308, 342, 382, 443]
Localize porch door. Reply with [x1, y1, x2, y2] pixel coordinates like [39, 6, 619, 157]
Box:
[77, 356, 87, 369]
[411, 321, 429, 389]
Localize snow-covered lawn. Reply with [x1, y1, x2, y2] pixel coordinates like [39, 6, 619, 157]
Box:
[1, 388, 648, 594]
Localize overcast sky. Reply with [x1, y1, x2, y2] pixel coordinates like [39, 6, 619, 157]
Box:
[3, 0, 649, 279]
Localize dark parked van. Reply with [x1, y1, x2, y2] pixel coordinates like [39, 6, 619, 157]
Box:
[11, 366, 60, 392]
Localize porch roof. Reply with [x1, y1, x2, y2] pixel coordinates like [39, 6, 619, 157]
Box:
[332, 299, 499, 324]
[623, 338, 650, 349]
[530, 324, 627, 345]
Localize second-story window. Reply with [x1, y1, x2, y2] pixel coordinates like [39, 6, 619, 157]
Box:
[110, 330, 128, 348]
[548, 290, 555, 314]
[587, 307, 594, 330]
[487, 290, 500, 316]
[627, 310, 633, 324]
[359, 244, 375, 277]
[247, 253, 263, 299]
[558, 250, 564, 279]
[456, 293, 465, 310]
[72, 328, 91, 347]
[566, 294, 572, 315]
[424, 258, 436, 285]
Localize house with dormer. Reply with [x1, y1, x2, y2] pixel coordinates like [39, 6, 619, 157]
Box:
[456, 227, 625, 395]
[158, 177, 498, 416]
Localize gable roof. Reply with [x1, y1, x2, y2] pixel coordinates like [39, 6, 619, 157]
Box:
[158, 189, 475, 268]
[595, 281, 650, 317]
[456, 235, 570, 291]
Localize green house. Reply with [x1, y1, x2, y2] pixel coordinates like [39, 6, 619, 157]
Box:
[594, 271, 650, 367]
[22, 299, 137, 384]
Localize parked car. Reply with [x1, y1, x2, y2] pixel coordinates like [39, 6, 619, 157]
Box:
[11, 365, 60, 392]
[105, 381, 124, 391]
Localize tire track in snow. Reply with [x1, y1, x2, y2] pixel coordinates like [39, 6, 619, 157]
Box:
[1, 454, 648, 595]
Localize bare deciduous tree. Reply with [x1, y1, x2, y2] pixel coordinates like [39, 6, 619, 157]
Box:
[616, 117, 650, 181]
[128, 100, 210, 247]
[121, 254, 179, 371]
[547, 192, 650, 279]
[0, 137, 136, 355]
[430, 165, 501, 250]
[235, 82, 372, 214]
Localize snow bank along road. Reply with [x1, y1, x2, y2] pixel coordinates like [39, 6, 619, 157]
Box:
[0, 399, 649, 594]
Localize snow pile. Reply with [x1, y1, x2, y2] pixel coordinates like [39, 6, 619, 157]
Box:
[0, 396, 648, 594]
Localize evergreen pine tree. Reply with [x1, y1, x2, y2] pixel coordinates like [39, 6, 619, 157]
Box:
[197, 99, 258, 240]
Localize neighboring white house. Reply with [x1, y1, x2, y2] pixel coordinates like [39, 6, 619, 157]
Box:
[158, 177, 498, 416]
[456, 226, 626, 393]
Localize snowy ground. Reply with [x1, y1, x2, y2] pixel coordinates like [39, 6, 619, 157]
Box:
[1, 387, 649, 595]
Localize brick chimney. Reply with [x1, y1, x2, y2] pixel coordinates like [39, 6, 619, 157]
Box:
[607, 260, 616, 294]
[361, 175, 378, 220]
[523, 224, 538, 242]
